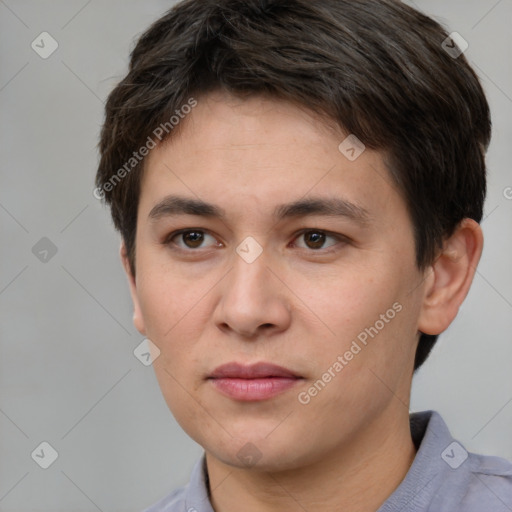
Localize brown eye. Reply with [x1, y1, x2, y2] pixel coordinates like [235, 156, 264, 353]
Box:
[303, 231, 326, 249]
[293, 230, 340, 251]
[166, 229, 219, 250]
[181, 231, 205, 248]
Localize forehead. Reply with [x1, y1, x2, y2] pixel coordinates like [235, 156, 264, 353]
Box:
[138, 91, 405, 227]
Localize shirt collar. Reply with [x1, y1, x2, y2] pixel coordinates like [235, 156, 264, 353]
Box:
[182, 410, 454, 512]
[377, 409, 462, 511]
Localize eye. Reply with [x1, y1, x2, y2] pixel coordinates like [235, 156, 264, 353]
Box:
[165, 229, 221, 250]
[291, 229, 346, 251]
[164, 228, 347, 253]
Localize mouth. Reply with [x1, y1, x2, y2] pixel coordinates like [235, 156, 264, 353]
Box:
[207, 362, 303, 401]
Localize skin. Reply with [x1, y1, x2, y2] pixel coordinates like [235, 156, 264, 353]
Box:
[121, 90, 483, 512]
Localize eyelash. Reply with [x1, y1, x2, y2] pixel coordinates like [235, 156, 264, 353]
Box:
[163, 228, 349, 254]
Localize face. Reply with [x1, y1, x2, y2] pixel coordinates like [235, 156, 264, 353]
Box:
[124, 90, 429, 471]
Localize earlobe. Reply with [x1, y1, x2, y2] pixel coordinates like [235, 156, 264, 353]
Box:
[120, 241, 147, 336]
[417, 218, 483, 336]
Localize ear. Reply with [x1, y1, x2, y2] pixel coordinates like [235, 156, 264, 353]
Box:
[417, 218, 483, 335]
[120, 240, 146, 336]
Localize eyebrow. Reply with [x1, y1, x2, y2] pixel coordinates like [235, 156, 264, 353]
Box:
[148, 194, 371, 225]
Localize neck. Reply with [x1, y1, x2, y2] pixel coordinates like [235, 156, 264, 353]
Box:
[205, 406, 416, 512]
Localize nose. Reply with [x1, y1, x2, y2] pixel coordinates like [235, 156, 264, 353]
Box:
[212, 245, 292, 339]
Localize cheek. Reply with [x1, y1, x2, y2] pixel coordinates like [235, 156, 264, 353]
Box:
[134, 263, 223, 388]
[136, 270, 207, 424]
[136, 258, 206, 341]
[295, 261, 418, 380]
[293, 264, 400, 339]
[137, 276, 176, 340]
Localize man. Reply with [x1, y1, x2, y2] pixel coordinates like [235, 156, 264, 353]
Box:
[95, 0, 512, 510]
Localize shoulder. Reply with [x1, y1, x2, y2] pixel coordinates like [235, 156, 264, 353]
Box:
[384, 410, 512, 512]
[141, 483, 193, 512]
[457, 451, 512, 511]
[141, 486, 187, 512]
[426, 410, 512, 511]
[140, 455, 209, 512]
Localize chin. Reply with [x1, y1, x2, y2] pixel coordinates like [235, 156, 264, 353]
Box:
[201, 428, 317, 473]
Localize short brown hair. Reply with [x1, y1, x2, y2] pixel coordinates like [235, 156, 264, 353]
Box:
[95, 0, 491, 370]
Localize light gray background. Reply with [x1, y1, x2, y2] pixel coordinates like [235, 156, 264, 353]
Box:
[0, 0, 511, 511]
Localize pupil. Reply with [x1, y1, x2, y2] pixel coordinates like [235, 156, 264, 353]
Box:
[181, 231, 325, 249]
[306, 232, 324, 249]
[184, 231, 203, 248]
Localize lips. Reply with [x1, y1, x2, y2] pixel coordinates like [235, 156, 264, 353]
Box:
[208, 362, 302, 401]
[208, 362, 300, 379]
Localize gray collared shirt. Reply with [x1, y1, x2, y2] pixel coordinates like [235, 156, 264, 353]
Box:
[143, 410, 512, 512]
